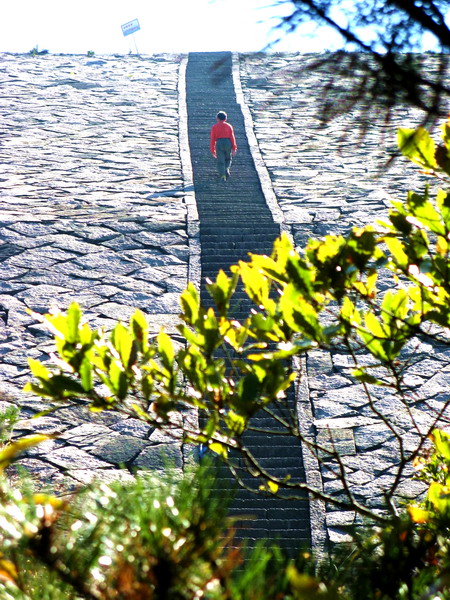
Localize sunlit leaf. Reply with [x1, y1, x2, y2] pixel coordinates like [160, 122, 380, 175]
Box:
[157, 330, 175, 370]
[111, 323, 134, 369]
[383, 237, 409, 268]
[398, 127, 438, 170]
[381, 289, 409, 323]
[436, 235, 448, 256]
[179, 283, 200, 324]
[225, 411, 246, 435]
[0, 559, 18, 585]
[407, 191, 445, 236]
[431, 429, 450, 461]
[27, 358, 52, 381]
[206, 269, 238, 316]
[408, 504, 429, 524]
[340, 296, 361, 327]
[32, 494, 67, 510]
[351, 369, 384, 385]
[0, 435, 50, 470]
[66, 302, 82, 344]
[79, 356, 93, 392]
[209, 442, 228, 458]
[108, 361, 128, 400]
[428, 482, 450, 512]
[364, 312, 387, 338]
[130, 309, 149, 353]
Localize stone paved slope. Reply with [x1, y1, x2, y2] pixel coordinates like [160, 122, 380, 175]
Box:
[1, 49, 449, 553]
[0, 53, 188, 489]
[186, 51, 310, 553]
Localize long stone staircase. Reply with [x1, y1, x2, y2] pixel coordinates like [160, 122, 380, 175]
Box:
[186, 51, 310, 553]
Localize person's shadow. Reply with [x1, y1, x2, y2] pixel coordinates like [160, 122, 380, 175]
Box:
[146, 184, 194, 199]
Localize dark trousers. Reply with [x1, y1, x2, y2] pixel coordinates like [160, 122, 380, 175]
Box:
[216, 138, 232, 176]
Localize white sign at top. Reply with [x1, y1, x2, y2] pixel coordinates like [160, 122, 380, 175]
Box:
[121, 19, 140, 37]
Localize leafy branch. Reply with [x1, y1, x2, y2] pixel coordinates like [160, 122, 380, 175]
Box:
[21, 118, 450, 525]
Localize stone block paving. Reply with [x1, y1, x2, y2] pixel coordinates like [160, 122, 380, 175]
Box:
[239, 53, 450, 543]
[0, 53, 188, 490]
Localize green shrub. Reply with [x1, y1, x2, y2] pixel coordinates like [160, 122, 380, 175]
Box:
[0, 432, 449, 598]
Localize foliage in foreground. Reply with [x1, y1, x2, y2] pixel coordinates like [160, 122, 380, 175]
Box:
[0, 430, 449, 598]
[23, 118, 450, 522]
[0, 451, 290, 600]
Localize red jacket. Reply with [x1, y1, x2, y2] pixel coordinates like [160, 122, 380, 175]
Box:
[210, 121, 237, 154]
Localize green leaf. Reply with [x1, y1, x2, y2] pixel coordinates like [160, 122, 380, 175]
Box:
[383, 237, 409, 268]
[108, 361, 128, 400]
[130, 309, 149, 353]
[431, 429, 450, 461]
[0, 435, 51, 470]
[141, 374, 154, 400]
[436, 188, 450, 231]
[352, 369, 385, 385]
[340, 296, 361, 327]
[438, 121, 450, 174]
[272, 231, 295, 271]
[389, 210, 413, 235]
[358, 312, 390, 361]
[238, 372, 261, 406]
[346, 227, 378, 271]
[111, 323, 134, 369]
[47, 375, 87, 397]
[398, 127, 438, 170]
[238, 260, 275, 312]
[225, 410, 246, 435]
[79, 356, 93, 392]
[178, 346, 208, 395]
[202, 308, 221, 356]
[250, 312, 275, 333]
[28, 358, 52, 381]
[157, 330, 174, 370]
[179, 283, 200, 324]
[79, 322, 95, 346]
[434, 143, 450, 174]
[66, 302, 82, 343]
[441, 119, 450, 148]
[209, 442, 228, 458]
[177, 324, 206, 349]
[407, 191, 445, 236]
[381, 289, 409, 323]
[43, 312, 69, 339]
[365, 311, 387, 338]
[23, 382, 53, 398]
[285, 254, 315, 296]
[428, 482, 450, 512]
[279, 286, 322, 341]
[206, 269, 238, 316]
[204, 413, 219, 439]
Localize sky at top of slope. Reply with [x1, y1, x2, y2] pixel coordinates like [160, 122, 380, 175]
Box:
[1, 0, 446, 56]
[0, 0, 344, 55]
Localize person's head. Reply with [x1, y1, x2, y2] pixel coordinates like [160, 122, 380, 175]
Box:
[216, 111, 227, 121]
